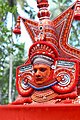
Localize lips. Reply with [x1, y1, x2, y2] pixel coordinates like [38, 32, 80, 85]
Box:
[36, 77, 43, 81]
[35, 76, 45, 84]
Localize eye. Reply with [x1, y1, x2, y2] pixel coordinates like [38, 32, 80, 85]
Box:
[34, 69, 37, 73]
[40, 68, 46, 72]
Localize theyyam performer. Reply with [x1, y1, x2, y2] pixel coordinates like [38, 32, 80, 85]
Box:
[11, 0, 80, 105]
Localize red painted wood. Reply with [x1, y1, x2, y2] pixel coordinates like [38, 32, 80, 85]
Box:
[0, 104, 80, 120]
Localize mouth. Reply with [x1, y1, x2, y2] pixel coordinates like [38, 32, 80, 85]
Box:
[35, 77, 44, 84]
[36, 77, 43, 81]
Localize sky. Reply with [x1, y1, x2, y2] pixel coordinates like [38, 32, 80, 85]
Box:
[17, 0, 38, 54]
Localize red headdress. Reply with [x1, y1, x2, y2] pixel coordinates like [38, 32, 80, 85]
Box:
[13, 0, 80, 61]
[28, 0, 59, 65]
[29, 41, 58, 68]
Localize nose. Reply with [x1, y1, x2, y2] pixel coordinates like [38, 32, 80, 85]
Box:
[35, 70, 41, 77]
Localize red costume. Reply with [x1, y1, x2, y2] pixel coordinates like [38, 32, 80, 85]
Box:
[12, 0, 80, 105]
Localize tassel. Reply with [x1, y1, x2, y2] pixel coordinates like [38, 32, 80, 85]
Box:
[13, 16, 21, 34]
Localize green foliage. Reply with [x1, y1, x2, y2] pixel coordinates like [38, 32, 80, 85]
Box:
[24, 4, 36, 19]
[68, 20, 80, 49]
[0, 0, 25, 104]
[1, 43, 25, 104]
[0, 0, 17, 21]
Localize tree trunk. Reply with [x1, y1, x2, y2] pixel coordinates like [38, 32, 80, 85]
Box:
[9, 53, 13, 103]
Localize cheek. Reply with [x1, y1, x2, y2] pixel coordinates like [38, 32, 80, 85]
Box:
[43, 69, 51, 77]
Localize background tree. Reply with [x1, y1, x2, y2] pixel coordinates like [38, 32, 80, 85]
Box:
[0, 0, 25, 104]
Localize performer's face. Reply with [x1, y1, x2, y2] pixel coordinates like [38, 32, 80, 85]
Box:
[33, 64, 51, 85]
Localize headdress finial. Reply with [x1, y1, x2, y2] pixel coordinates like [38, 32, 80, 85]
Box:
[37, 0, 50, 20]
[74, 0, 80, 20]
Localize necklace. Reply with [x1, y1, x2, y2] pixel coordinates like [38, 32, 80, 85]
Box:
[31, 89, 58, 103]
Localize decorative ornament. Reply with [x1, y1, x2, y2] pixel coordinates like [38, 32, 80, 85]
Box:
[13, 16, 21, 34]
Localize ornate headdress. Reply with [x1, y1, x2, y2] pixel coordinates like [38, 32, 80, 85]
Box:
[13, 0, 80, 61]
[29, 41, 58, 67]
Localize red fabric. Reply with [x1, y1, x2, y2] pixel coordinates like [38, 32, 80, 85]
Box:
[0, 104, 80, 120]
